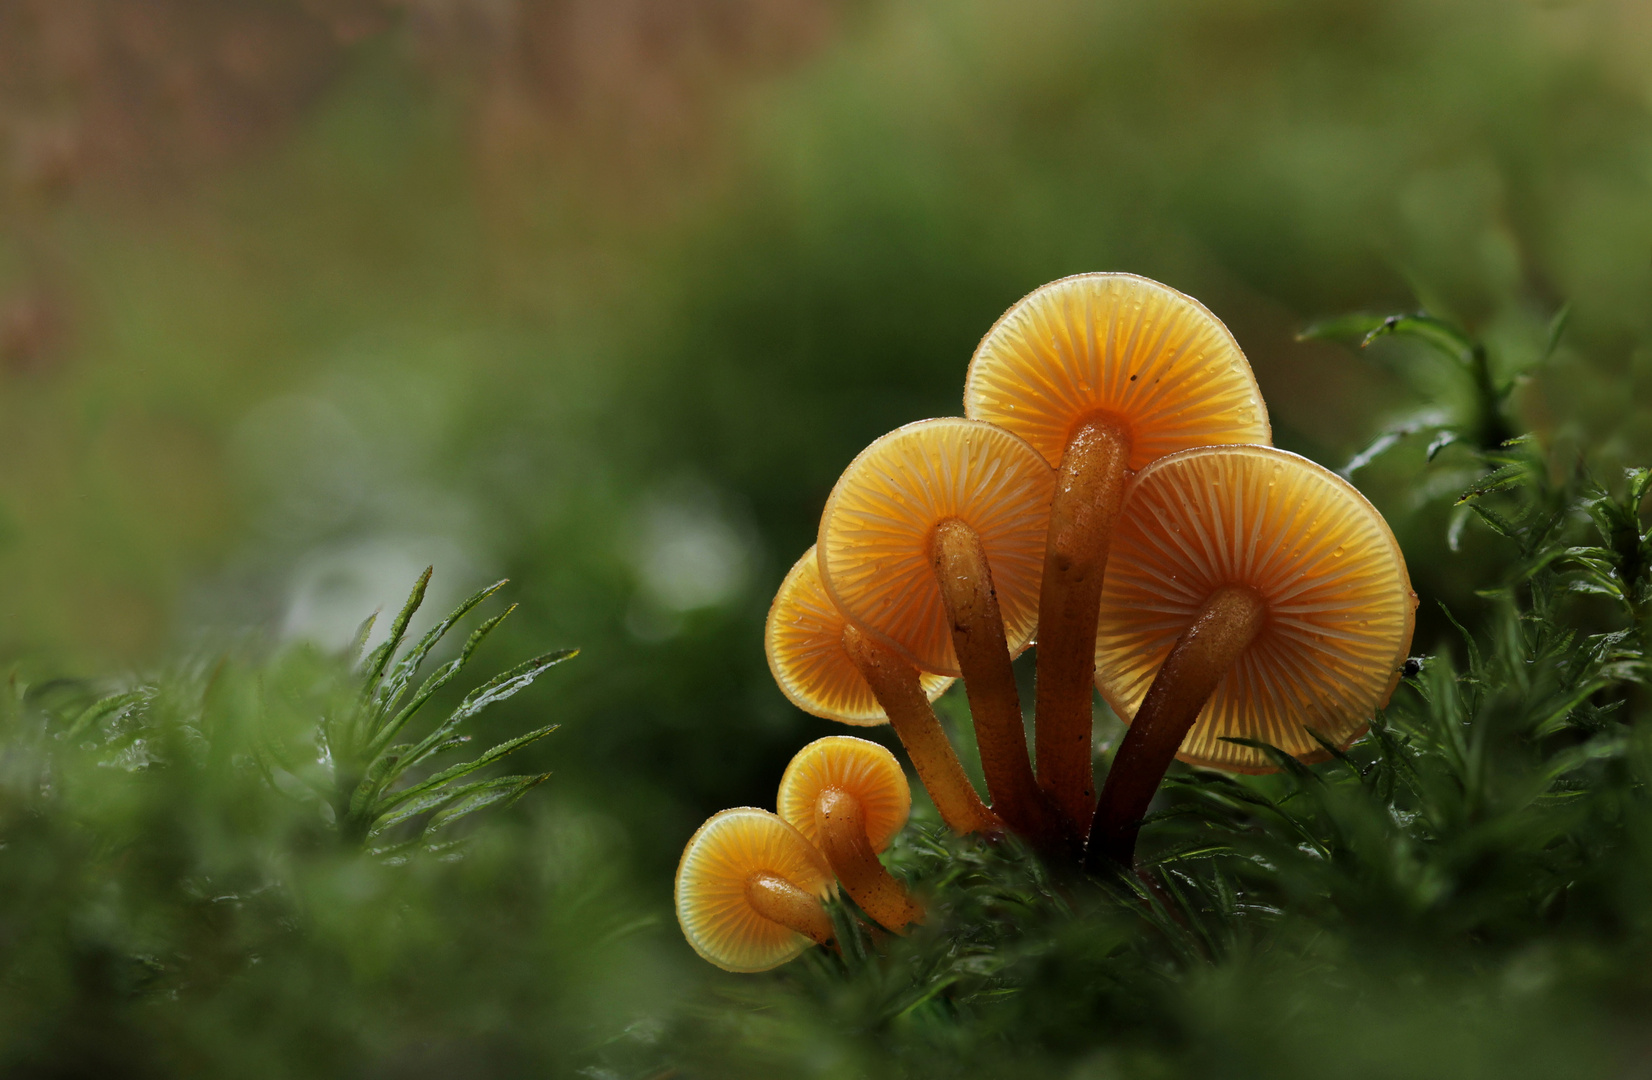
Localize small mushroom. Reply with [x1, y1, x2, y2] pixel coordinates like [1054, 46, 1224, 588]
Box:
[779, 736, 923, 933]
[818, 417, 1062, 845]
[1085, 445, 1416, 870]
[965, 273, 1271, 838]
[766, 547, 996, 835]
[676, 807, 836, 972]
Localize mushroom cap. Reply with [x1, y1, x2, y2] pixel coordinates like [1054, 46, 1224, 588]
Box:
[766, 546, 955, 724]
[1095, 445, 1416, 772]
[818, 417, 1054, 677]
[675, 807, 835, 973]
[777, 736, 912, 852]
[964, 273, 1271, 470]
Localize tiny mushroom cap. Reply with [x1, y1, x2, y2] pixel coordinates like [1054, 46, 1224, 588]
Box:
[1095, 445, 1417, 772]
[766, 546, 954, 724]
[675, 807, 835, 973]
[778, 736, 912, 852]
[963, 273, 1271, 469]
[818, 417, 1054, 677]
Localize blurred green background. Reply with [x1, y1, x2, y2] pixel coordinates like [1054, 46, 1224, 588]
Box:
[1, 0, 1650, 1074]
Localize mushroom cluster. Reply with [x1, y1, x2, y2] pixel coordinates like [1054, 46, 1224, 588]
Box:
[676, 273, 1418, 970]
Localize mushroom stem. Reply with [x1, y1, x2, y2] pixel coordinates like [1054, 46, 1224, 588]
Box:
[815, 788, 923, 933]
[1086, 585, 1267, 872]
[1033, 415, 1131, 842]
[841, 625, 998, 835]
[744, 872, 835, 947]
[929, 518, 1063, 847]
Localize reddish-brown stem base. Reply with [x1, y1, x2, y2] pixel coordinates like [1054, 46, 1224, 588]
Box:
[1034, 416, 1131, 844]
[930, 518, 1063, 849]
[1086, 586, 1266, 872]
[816, 788, 923, 933]
[842, 625, 999, 835]
[745, 872, 835, 946]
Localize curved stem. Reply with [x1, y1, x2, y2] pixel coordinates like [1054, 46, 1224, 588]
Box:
[1034, 416, 1130, 843]
[841, 625, 998, 835]
[930, 518, 1063, 848]
[1086, 586, 1266, 872]
[816, 788, 923, 933]
[744, 872, 835, 946]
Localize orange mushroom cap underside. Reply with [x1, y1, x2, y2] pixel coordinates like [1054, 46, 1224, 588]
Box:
[766, 547, 954, 724]
[964, 273, 1271, 470]
[675, 807, 835, 973]
[1095, 445, 1417, 773]
[778, 736, 912, 852]
[818, 418, 1054, 677]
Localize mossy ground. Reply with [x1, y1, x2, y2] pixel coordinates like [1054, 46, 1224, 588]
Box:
[10, 319, 1652, 1079]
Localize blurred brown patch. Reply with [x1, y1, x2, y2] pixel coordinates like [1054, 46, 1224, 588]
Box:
[0, 0, 387, 201]
[0, 287, 66, 376]
[395, 0, 843, 276]
[0, 0, 839, 203]
[403, 0, 836, 150]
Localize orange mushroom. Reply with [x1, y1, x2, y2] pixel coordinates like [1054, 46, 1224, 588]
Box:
[1084, 445, 1416, 870]
[766, 547, 996, 835]
[778, 736, 923, 933]
[818, 418, 1061, 845]
[675, 807, 836, 972]
[965, 273, 1271, 839]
